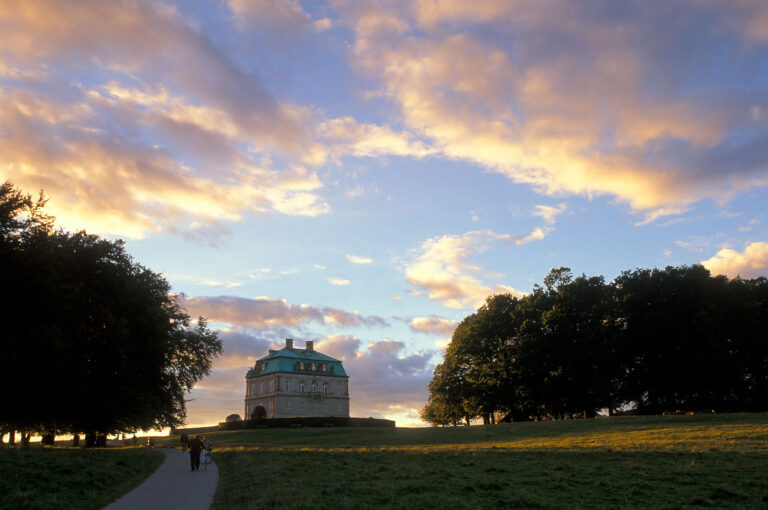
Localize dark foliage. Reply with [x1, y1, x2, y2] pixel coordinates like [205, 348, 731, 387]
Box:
[424, 266, 768, 424]
[0, 181, 222, 438]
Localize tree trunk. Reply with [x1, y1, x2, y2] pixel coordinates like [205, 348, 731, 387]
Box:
[9, 430, 15, 445]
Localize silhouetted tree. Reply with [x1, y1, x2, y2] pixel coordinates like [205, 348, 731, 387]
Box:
[0, 181, 222, 441]
[423, 264, 768, 426]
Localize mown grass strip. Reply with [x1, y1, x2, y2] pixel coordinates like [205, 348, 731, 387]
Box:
[0, 447, 164, 510]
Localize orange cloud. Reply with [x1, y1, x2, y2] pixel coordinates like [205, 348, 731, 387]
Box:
[178, 295, 388, 329]
[338, 0, 768, 221]
[405, 230, 528, 310]
[701, 242, 768, 279]
[409, 316, 458, 337]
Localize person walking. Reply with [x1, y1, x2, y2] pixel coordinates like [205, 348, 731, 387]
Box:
[188, 435, 203, 472]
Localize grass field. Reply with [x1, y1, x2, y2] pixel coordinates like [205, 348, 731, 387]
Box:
[0, 447, 164, 510]
[167, 413, 768, 509]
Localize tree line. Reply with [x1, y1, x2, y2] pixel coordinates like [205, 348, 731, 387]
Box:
[422, 266, 768, 426]
[0, 182, 222, 446]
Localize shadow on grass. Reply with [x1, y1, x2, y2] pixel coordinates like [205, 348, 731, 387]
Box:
[0, 447, 164, 510]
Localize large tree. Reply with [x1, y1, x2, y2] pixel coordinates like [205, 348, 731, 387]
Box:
[0, 182, 222, 439]
[423, 265, 768, 426]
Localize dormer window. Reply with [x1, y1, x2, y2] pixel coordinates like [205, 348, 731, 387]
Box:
[311, 363, 316, 371]
[322, 364, 327, 372]
[300, 362, 305, 370]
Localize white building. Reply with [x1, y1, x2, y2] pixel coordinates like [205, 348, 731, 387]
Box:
[244, 339, 350, 419]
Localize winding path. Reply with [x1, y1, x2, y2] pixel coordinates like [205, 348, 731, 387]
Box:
[103, 448, 218, 510]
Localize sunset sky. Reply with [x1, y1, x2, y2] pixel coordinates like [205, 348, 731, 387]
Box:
[2, 0, 767, 427]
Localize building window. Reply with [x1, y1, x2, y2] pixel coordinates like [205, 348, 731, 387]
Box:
[268, 401, 272, 411]
[330, 365, 335, 374]
[299, 382, 305, 392]
[300, 399, 305, 410]
[322, 363, 327, 372]
[311, 363, 316, 371]
[312, 383, 317, 393]
[286, 379, 292, 392]
[338, 402, 342, 412]
[312, 401, 318, 412]
[286, 399, 291, 409]
[323, 384, 328, 395]
[259, 382, 264, 394]
[268, 381, 273, 392]
[300, 362, 305, 370]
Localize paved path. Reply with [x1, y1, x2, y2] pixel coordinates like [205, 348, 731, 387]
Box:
[103, 448, 219, 510]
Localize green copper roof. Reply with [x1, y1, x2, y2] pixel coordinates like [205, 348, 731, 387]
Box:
[246, 346, 347, 378]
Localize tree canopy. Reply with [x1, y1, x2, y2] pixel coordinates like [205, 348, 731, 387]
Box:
[0, 181, 222, 438]
[423, 266, 768, 425]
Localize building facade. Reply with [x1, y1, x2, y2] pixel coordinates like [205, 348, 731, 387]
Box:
[244, 339, 350, 419]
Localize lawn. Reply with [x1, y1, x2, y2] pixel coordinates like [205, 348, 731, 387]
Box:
[178, 413, 768, 509]
[0, 446, 164, 510]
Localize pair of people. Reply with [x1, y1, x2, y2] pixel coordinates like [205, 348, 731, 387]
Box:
[187, 434, 212, 471]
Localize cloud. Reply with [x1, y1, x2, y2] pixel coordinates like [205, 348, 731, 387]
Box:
[0, 1, 302, 145]
[228, 0, 312, 33]
[533, 203, 567, 225]
[328, 277, 351, 286]
[310, 116, 434, 164]
[316, 335, 435, 422]
[405, 229, 530, 310]
[183, 329, 283, 425]
[409, 316, 458, 337]
[178, 295, 388, 329]
[170, 274, 244, 289]
[0, 1, 432, 240]
[701, 242, 768, 279]
[0, 1, 332, 238]
[738, 218, 761, 232]
[338, 0, 768, 221]
[346, 254, 373, 264]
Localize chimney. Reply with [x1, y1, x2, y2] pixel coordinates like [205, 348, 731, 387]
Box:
[285, 338, 293, 349]
[306, 340, 314, 352]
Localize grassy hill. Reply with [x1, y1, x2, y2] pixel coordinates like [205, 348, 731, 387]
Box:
[177, 413, 768, 509]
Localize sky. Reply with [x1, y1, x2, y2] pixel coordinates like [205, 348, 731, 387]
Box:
[2, 0, 767, 428]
